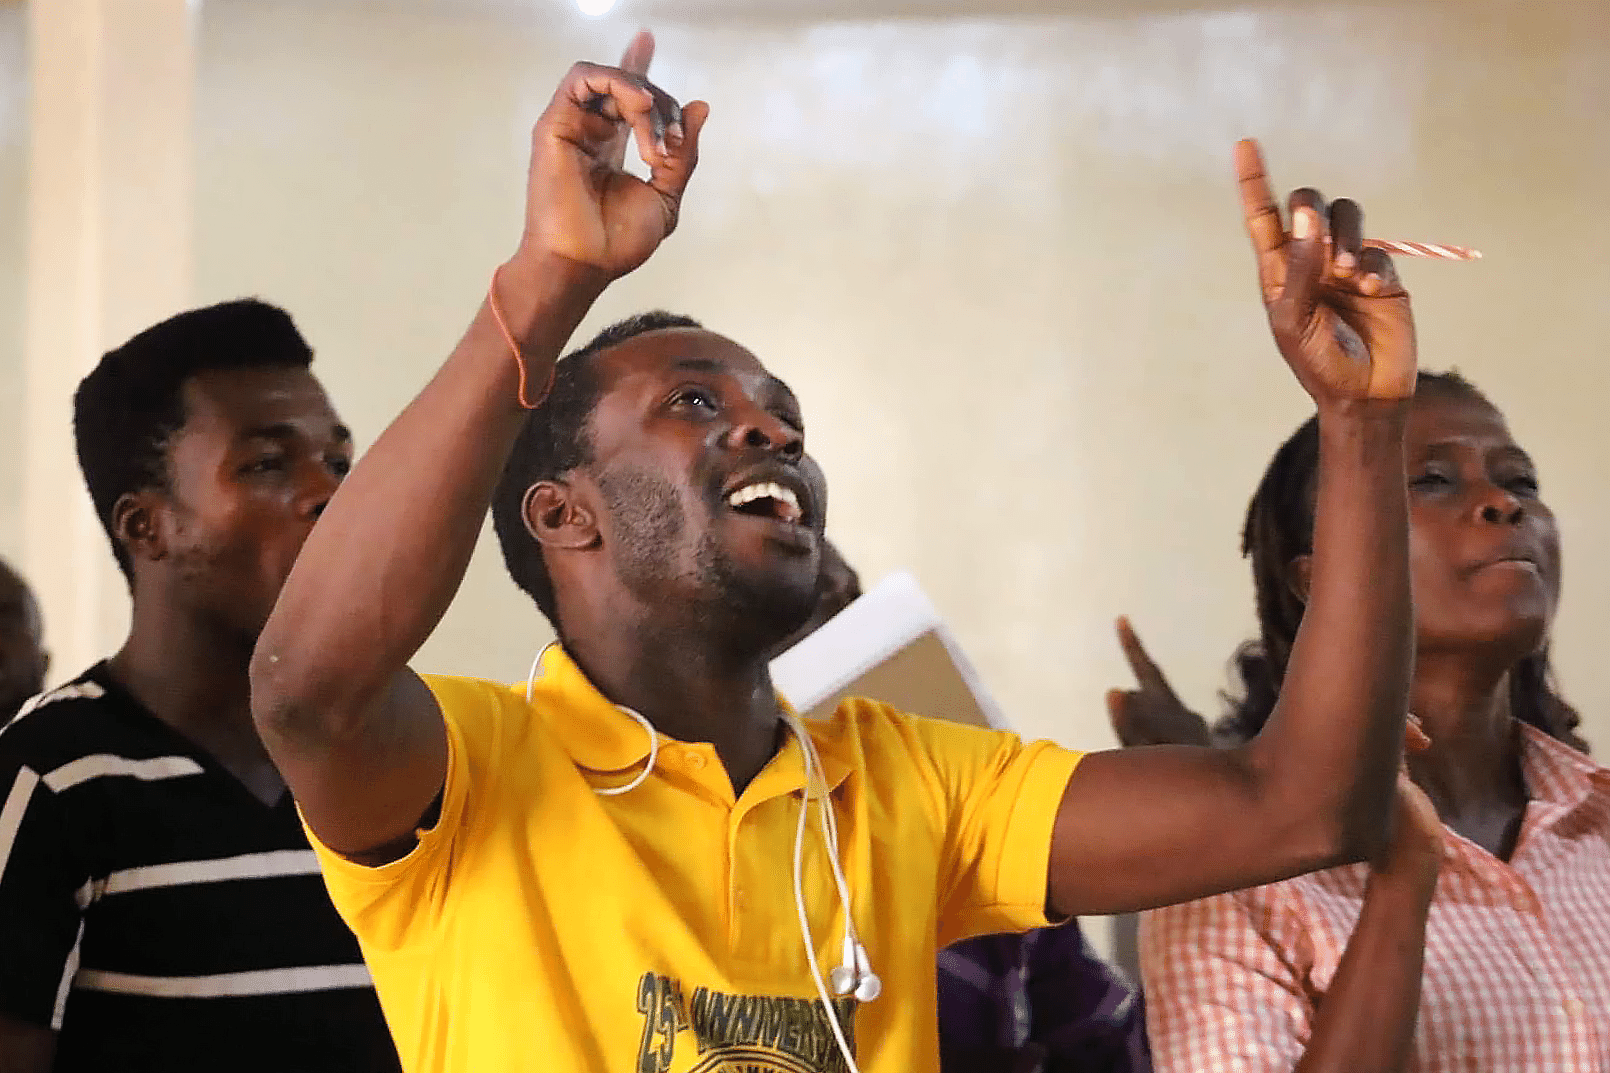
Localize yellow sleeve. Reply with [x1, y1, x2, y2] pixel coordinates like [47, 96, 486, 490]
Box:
[892, 711, 1082, 946]
[302, 674, 507, 953]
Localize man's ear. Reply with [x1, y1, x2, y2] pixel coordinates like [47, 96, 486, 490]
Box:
[524, 480, 599, 551]
[112, 489, 168, 567]
[1285, 554, 1313, 603]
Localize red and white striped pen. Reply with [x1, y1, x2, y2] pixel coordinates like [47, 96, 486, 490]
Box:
[1364, 239, 1482, 261]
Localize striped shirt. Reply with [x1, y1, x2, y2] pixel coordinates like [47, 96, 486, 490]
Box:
[1140, 723, 1610, 1073]
[0, 664, 400, 1072]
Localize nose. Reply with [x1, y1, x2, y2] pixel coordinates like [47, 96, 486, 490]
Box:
[725, 403, 803, 461]
[1474, 482, 1525, 526]
[298, 459, 345, 521]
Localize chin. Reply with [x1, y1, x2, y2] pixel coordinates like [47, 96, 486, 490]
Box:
[682, 528, 819, 649]
[707, 568, 819, 654]
[1439, 606, 1551, 665]
[751, 577, 821, 644]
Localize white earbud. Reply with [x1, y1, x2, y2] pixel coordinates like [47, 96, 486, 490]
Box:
[854, 973, 882, 1003]
[830, 934, 881, 1002]
[833, 934, 857, 995]
[852, 943, 882, 1002]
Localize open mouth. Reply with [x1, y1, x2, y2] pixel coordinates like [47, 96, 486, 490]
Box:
[725, 480, 805, 526]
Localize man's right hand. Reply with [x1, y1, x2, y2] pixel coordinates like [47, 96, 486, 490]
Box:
[253, 38, 707, 862]
[518, 45, 709, 281]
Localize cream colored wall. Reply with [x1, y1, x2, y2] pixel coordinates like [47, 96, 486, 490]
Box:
[192, 0, 1610, 760]
[0, 4, 26, 562]
[0, 0, 1579, 965]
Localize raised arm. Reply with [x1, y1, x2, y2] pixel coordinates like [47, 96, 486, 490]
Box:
[1047, 140, 1418, 916]
[249, 41, 708, 860]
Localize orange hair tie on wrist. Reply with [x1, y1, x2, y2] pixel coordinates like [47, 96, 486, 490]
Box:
[488, 264, 556, 410]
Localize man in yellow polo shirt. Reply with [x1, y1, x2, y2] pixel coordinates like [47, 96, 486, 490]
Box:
[336, 651, 1075, 1072]
[250, 34, 1423, 1073]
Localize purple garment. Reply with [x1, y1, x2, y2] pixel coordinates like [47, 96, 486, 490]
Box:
[937, 924, 1151, 1073]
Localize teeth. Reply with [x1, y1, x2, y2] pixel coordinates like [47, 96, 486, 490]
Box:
[726, 481, 802, 518]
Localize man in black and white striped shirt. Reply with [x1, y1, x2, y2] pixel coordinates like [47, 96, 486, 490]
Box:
[0, 301, 400, 1072]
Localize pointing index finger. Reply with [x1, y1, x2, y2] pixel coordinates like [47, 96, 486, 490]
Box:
[1235, 138, 1287, 299]
[1115, 616, 1171, 693]
[619, 29, 655, 77]
[600, 32, 656, 171]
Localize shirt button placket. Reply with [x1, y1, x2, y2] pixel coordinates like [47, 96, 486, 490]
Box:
[723, 788, 753, 949]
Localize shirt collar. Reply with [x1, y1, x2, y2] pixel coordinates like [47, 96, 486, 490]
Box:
[527, 644, 855, 796]
[527, 645, 658, 774]
[746, 714, 856, 804]
[1518, 720, 1609, 818]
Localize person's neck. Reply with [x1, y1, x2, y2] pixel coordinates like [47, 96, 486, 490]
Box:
[1407, 650, 1529, 858]
[563, 603, 785, 797]
[108, 591, 284, 806]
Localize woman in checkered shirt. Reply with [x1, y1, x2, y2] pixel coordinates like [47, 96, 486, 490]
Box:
[1114, 370, 1609, 1073]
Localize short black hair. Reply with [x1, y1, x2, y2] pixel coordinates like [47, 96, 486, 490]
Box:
[1219, 369, 1588, 752]
[72, 299, 315, 580]
[492, 311, 703, 627]
[0, 557, 35, 632]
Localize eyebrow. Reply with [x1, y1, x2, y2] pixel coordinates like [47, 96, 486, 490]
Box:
[1420, 440, 1534, 466]
[1498, 445, 1536, 467]
[240, 423, 353, 445]
[671, 357, 725, 375]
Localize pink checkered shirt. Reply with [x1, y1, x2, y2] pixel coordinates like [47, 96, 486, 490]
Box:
[1140, 723, 1610, 1073]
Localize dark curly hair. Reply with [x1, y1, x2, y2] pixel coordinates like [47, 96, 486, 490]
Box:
[1216, 370, 1587, 753]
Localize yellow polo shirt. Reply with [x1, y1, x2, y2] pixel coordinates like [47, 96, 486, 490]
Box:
[307, 646, 1081, 1073]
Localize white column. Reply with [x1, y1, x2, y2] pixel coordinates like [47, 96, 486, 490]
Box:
[22, 0, 195, 679]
